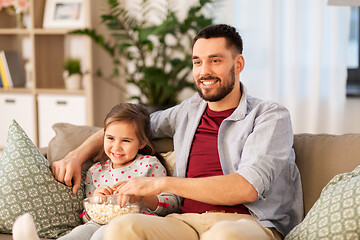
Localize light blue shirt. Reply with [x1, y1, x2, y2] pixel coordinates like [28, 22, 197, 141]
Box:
[150, 84, 304, 236]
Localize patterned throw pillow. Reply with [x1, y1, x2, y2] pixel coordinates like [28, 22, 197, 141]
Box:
[285, 165, 360, 240]
[0, 120, 84, 238]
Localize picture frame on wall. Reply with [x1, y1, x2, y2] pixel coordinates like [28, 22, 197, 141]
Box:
[43, 0, 88, 29]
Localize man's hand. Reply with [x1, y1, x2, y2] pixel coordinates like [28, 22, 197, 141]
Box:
[113, 177, 164, 197]
[51, 129, 104, 194]
[52, 151, 82, 194]
[113, 178, 161, 210]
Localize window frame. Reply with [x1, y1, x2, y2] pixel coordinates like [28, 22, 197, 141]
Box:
[347, 7, 360, 97]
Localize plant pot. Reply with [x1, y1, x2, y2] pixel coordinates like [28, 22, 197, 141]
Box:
[63, 71, 82, 90]
[143, 104, 174, 114]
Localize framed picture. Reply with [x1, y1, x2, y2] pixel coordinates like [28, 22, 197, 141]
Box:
[43, 0, 88, 29]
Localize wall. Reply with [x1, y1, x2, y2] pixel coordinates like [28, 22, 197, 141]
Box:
[91, 0, 127, 127]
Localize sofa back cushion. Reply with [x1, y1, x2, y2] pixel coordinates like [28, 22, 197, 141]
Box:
[47, 123, 360, 216]
[47, 123, 101, 171]
[294, 133, 360, 215]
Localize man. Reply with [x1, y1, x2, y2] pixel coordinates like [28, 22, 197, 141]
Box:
[53, 24, 303, 239]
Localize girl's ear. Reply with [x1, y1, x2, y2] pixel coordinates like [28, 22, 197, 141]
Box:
[139, 142, 147, 150]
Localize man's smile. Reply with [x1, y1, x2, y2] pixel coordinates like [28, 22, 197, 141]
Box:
[201, 80, 218, 86]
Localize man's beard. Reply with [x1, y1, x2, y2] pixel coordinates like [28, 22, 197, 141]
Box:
[195, 66, 235, 102]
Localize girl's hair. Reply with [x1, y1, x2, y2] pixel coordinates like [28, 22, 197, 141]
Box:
[98, 103, 169, 173]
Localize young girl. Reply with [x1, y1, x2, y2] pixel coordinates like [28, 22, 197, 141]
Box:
[13, 103, 178, 240]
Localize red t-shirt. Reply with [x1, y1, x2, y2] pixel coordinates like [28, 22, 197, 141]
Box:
[181, 106, 250, 214]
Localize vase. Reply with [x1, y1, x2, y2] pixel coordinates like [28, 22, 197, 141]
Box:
[15, 11, 24, 28]
[63, 71, 82, 90]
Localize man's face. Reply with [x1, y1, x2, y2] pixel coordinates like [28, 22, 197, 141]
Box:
[192, 37, 238, 102]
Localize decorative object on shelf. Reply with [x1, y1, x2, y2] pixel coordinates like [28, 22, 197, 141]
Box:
[25, 60, 32, 88]
[43, 0, 88, 29]
[62, 57, 83, 90]
[0, 50, 26, 88]
[0, 0, 29, 28]
[71, 0, 216, 107]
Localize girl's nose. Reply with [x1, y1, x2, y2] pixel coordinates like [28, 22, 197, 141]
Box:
[113, 141, 123, 151]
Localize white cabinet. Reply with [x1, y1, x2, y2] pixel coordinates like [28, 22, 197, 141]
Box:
[37, 94, 87, 148]
[0, 93, 36, 148]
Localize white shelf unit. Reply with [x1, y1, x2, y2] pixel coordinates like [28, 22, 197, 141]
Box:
[0, 92, 36, 147]
[0, 0, 126, 148]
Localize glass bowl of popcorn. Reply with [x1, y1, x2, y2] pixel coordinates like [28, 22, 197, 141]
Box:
[83, 195, 142, 225]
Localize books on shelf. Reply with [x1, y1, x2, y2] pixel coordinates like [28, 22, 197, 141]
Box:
[0, 54, 9, 89]
[0, 50, 26, 89]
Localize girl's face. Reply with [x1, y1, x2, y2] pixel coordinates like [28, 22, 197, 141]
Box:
[104, 120, 146, 169]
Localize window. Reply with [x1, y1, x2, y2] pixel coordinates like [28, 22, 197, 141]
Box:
[347, 7, 360, 97]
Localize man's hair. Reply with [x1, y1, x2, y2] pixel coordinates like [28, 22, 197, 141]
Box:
[192, 24, 243, 55]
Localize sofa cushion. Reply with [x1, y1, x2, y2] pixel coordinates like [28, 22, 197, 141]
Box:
[0, 120, 84, 238]
[294, 133, 360, 215]
[47, 123, 101, 171]
[285, 165, 360, 239]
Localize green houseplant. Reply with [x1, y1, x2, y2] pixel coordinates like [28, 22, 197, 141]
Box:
[71, 0, 215, 107]
[63, 57, 82, 76]
[62, 57, 83, 90]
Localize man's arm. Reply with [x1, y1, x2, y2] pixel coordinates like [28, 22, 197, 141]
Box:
[114, 173, 258, 206]
[52, 129, 104, 194]
[164, 173, 258, 205]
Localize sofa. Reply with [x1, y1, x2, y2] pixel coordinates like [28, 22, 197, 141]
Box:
[1, 122, 360, 239]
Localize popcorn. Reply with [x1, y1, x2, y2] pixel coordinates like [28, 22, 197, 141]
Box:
[84, 201, 140, 225]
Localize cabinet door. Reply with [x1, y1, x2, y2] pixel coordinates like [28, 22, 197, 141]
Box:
[38, 94, 87, 148]
[0, 93, 36, 148]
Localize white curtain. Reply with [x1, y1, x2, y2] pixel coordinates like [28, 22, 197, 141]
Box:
[216, 0, 351, 134]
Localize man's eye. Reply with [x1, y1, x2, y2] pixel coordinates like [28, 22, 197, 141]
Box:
[193, 61, 201, 65]
[212, 59, 221, 63]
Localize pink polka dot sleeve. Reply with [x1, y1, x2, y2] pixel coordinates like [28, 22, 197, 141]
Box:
[154, 193, 180, 216]
[85, 168, 96, 198]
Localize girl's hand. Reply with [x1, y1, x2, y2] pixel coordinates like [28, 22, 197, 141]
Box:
[93, 185, 114, 196]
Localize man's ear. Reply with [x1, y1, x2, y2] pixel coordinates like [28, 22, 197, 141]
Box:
[235, 54, 245, 74]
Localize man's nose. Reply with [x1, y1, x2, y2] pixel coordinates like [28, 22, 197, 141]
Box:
[200, 63, 211, 77]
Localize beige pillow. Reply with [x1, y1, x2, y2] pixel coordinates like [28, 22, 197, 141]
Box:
[47, 123, 101, 170]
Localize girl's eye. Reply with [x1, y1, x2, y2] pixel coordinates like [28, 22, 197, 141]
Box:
[122, 139, 131, 143]
[107, 136, 114, 140]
